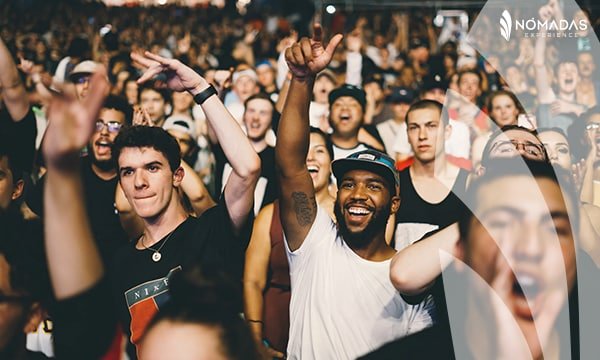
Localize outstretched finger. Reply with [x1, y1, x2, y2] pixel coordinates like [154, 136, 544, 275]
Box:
[313, 23, 323, 43]
[137, 65, 164, 84]
[83, 68, 110, 122]
[144, 51, 172, 67]
[130, 52, 155, 69]
[325, 34, 344, 57]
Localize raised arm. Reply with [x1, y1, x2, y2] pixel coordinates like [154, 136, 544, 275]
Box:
[0, 35, 29, 121]
[131, 51, 260, 233]
[534, 4, 556, 104]
[390, 223, 460, 295]
[276, 24, 342, 251]
[179, 159, 216, 216]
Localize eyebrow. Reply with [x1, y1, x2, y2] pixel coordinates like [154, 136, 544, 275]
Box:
[479, 206, 524, 219]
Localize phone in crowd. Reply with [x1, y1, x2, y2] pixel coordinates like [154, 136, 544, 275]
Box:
[517, 114, 537, 130]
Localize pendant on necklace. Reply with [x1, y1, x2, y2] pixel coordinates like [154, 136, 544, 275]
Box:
[152, 252, 162, 262]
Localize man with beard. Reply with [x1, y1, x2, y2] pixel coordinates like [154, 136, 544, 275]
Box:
[276, 24, 434, 359]
[27, 94, 133, 263]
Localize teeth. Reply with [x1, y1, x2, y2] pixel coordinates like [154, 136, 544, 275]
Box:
[348, 207, 370, 215]
[307, 165, 319, 172]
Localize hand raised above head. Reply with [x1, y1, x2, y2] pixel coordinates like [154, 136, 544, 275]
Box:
[131, 51, 208, 95]
[284, 23, 343, 80]
[43, 68, 109, 170]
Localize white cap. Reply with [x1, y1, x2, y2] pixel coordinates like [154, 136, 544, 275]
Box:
[232, 69, 258, 83]
[163, 115, 196, 138]
[68, 60, 100, 82]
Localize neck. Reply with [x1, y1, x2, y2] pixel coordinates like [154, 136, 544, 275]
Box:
[331, 133, 359, 149]
[393, 116, 405, 124]
[141, 194, 188, 247]
[558, 91, 575, 102]
[91, 162, 117, 180]
[251, 139, 268, 153]
[411, 154, 447, 177]
[349, 232, 395, 261]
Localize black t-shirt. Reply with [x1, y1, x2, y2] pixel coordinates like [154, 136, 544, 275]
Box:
[214, 144, 278, 212]
[110, 196, 251, 358]
[26, 157, 128, 264]
[0, 107, 37, 177]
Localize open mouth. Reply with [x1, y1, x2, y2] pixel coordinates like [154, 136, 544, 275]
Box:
[564, 78, 574, 86]
[511, 272, 543, 320]
[307, 165, 320, 175]
[339, 113, 351, 122]
[345, 205, 374, 220]
[95, 140, 112, 156]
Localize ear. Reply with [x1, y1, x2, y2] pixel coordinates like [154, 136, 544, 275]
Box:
[475, 165, 486, 177]
[390, 195, 401, 214]
[22, 302, 44, 334]
[444, 123, 452, 141]
[172, 166, 184, 187]
[11, 179, 24, 201]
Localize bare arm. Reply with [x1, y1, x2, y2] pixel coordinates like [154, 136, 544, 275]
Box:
[276, 25, 343, 251]
[43, 70, 108, 300]
[534, 5, 556, 104]
[0, 35, 29, 120]
[390, 222, 460, 295]
[132, 51, 260, 233]
[115, 182, 145, 239]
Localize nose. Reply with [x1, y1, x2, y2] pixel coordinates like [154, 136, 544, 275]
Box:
[418, 126, 427, 140]
[306, 148, 315, 162]
[513, 222, 544, 263]
[133, 170, 148, 190]
[349, 183, 368, 201]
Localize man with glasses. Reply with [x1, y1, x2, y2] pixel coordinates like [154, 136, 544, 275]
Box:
[479, 125, 548, 170]
[68, 60, 100, 100]
[27, 94, 133, 264]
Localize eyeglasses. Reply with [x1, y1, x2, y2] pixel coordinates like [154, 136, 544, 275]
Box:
[586, 123, 600, 131]
[95, 120, 123, 133]
[489, 140, 546, 160]
[73, 75, 90, 85]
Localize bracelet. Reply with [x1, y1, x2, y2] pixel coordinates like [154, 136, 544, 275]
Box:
[193, 84, 218, 105]
[246, 319, 263, 324]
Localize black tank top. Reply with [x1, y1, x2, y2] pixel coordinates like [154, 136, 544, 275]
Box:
[395, 167, 468, 230]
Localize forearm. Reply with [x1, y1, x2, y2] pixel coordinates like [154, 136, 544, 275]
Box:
[390, 223, 459, 295]
[198, 88, 260, 178]
[276, 76, 314, 176]
[580, 156, 596, 203]
[243, 282, 266, 341]
[45, 165, 103, 300]
[0, 37, 29, 120]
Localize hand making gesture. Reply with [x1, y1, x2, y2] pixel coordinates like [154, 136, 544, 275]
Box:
[284, 23, 343, 81]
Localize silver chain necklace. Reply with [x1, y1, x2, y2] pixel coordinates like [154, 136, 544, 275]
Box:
[141, 229, 176, 262]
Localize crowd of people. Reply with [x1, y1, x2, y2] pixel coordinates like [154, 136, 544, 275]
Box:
[1, 0, 600, 359]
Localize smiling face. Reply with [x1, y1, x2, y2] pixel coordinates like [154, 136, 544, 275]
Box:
[539, 131, 571, 170]
[118, 147, 183, 221]
[334, 169, 399, 249]
[406, 107, 448, 163]
[329, 96, 364, 137]
[463, 176, 576, 359]
[490, 94, 519, 127]
[306, 132, 332, 192]
[243, 98, 273, 142]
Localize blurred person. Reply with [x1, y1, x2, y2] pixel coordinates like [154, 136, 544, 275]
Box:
[308, 69, 336, 132]
[576, 107, 600, 207]
[576, 51, 599, 108]
[243, 127, 335, 358]
[376, 86, 414, 160]
[255, 60, 278, 101]
[68, 60, 100, 100]
[138, 82, 170, 127]
[170, 90, 194, 118]
[224, 68, 260, 123]
[122, 75, 139, 106]
[277, 25, 434, 359]
[363, 74, 390, 124]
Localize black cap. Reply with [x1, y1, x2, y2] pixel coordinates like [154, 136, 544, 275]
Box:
[329, 84, 367, 110]
[422, 74, 448, 92]
[387, 87, 415, 104]
[332, 149, 399, 194]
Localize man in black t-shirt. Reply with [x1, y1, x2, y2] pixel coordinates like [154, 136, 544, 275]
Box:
[114, 51, 259, 357]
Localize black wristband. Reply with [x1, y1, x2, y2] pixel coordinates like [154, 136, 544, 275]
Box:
[193, 84, 218, 105]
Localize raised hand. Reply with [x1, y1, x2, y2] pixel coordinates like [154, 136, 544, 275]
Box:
[43, 68, 109, 170]
[284, 23, 343, 80]
[131, 51, 208, 95]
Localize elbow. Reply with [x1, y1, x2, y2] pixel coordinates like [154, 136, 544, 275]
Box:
[244, 154, 262, 181]
[390, 268, 414, 295]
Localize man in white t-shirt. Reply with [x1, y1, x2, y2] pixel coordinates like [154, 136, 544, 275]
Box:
[276, 24, 435, 360]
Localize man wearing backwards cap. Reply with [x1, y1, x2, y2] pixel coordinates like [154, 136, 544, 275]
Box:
[69, 60, 100, 100]
[276, 24, 434, 359]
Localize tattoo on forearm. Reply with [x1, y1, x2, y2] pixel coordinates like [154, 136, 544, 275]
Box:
[292, 192, 316, 226]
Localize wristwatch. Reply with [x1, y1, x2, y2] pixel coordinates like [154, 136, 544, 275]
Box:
[193, 84, 218, 105]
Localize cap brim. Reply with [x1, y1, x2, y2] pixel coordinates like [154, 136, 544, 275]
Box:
[331, 158, 398, 192]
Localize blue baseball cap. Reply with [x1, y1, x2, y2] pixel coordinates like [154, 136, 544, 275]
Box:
[332, 149, 399, 194]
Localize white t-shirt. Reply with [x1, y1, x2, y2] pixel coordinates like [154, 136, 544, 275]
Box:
[377, 119, 407, 159]
[285, 206, 436, 359]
